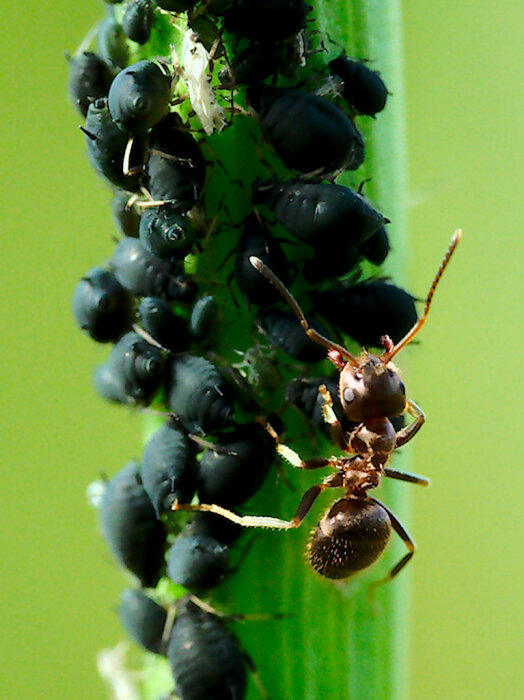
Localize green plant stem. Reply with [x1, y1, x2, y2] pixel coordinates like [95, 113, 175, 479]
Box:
[139, 2, 410, 698]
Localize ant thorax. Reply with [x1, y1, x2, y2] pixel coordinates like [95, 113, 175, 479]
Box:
[338, 354, 406, 422]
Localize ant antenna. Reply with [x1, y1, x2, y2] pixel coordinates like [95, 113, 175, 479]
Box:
[382, 229, 462, 363]
[249, 256, 359, 366]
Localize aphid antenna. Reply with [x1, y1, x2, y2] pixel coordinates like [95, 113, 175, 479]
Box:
[249, 256, 359, 366]
[382, 229, 461, 363]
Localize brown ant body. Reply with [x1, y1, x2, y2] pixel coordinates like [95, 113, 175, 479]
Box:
[173, 231, 461, 584]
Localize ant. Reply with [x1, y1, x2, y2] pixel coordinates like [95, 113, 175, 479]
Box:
[173, 231, 461, 585]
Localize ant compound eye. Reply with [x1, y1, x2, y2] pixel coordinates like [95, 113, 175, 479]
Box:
[399, 381, 406, 395]
[343, 388, 355, 403]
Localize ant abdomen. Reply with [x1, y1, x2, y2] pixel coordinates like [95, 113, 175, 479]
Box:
[308, 498, 391, 579]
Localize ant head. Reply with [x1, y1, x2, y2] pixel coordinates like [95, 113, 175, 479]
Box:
[339, 355, 406, 421]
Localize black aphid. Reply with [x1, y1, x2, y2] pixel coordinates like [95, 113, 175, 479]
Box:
[118, 588, 167, 654]
[329, 55, 388, 116]
[145, 112, 207, 209]
[234, 213, 290, 307]
[94, 331, 166, 405]
[247, 86, 364, 173]
[223, 0, 311, 41]
[166, 525, 229, 591]
[73, 267, 133, 343]
[138, 296, 190, 352]
[139, 206, 196, 259]
[99, 461, 166, 587]
[313, 280, 418, 347]
[108, 59, 172, 134]
[112, 237, 197, 302]
[167, 598, 247, 700]
[111, 190, 141, 238]
[141, 420, 197, 516]
[256, 308, 331, 363]
[122, 0, 154, 45]
[67, 51, 113, 117]
[98, 13, 129, 71]
[197, 423, 275, 507]
[164, 355, 235, 434]
[189, 295, 218, 341]
[82, 98, 146, 191]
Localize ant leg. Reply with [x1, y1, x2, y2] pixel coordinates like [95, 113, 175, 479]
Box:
[172, 473, 342, 531]
[369, 497, 415, 586]
[394, 400, 426, 448]
[264, 422, 333, 470]
[384, 467, 430, 486]
[243, 651, 271, 700]
[318, 384, 350, 451]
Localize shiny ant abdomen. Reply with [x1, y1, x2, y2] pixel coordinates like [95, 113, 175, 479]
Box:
[173, 231, 461, 585]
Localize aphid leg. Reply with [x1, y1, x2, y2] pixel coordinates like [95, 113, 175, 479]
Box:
[243, 651, 271, 700]
[161, 603, 177, 646]
[369, 497, 415, 587]
[250, 256, 359, 365]
[384, 467, 430, 487]
[132, 323, 171, 353]
[264, 422, 332, 470]
[318, 384, 350, 451]
[394, 399, 426, 447]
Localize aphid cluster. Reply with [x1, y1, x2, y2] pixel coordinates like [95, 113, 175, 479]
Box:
[68, 1, 458, 697]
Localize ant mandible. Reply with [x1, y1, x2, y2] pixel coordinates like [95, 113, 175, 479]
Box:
[173, 231, 461, 585]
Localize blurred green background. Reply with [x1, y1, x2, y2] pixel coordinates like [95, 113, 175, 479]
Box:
[1, 1, 522, 698]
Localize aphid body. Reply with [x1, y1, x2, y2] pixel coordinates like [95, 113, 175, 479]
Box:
[329, 55, 388, 116]
[167, 598, 247, 700]
[118, 588, 167, 654]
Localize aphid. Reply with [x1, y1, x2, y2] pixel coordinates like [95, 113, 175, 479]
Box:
[167, 597, 247, 700]
[122, 0, 154, 45]
[98, 12, 129, 71]
[145, 112, 207, 209]
[118, 588, 168, 655]
[107, 59, 172, 134]
[302, 243, 361, 283]
[197, 423, 275, 507]
[329, 55, 388, 117]
[247, 86, 365, 174]
[166, 524, 229, 591]
[141, 419, 197, 516]
[139, 206, 196, 259]
[111, 189, 141, 238]
[173, 232, 461, 583]
[67, 51, 113, 117]
[99, 461, 166, 587]
[190, 511, 243, 546]
[255, 308, 332, 363]
[234, 213, 290, 307]
[285, 375, 354, 439]
[153, 0, 199, 10]
[164, 354, 235, 434]
[112, 237, 197, 302]
[255, 179, 387, 245]
[219, 39, 299, 88]
[313, 279, 418, 347]
[189, 295, 218, 340]
[137, 296, 191, 352]
[223, 0, 311, 41]
[94, 331, 166, 405]
[72, 267, 133, 343]
[360, 225, 390, 266]
[82, 99, 147, 191]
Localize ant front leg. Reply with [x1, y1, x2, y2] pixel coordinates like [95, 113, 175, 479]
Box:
[394, 399, 426, 448]
[384, 467, 430, 487]
[369, 497, 415, 587]
[264, 422, 334, 470]
[318, 384, 350, 452]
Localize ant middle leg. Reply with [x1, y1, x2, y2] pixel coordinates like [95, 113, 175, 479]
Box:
[172, 472, 343, 531]
[384, 467, 430, 487]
